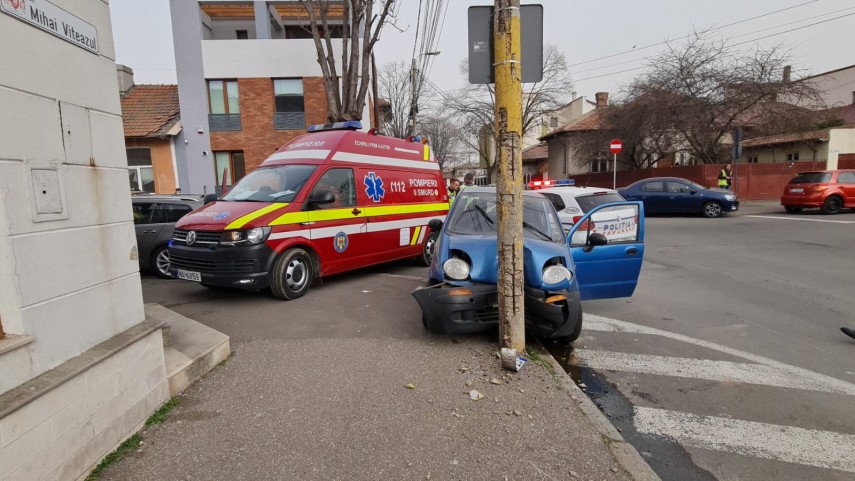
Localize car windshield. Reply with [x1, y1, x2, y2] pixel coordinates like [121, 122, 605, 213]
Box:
[576, 193, 625, 213]
[789, 172, 832, 184]
[222, 165, 318, 202]
[446, 192, 565, 243]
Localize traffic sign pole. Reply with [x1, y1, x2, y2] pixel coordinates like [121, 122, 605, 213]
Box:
[609, 139, 622, 190]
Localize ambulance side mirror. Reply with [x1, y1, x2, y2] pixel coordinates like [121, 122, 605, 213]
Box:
[309, 189, 336, 206]
[428, 219, 443, 232]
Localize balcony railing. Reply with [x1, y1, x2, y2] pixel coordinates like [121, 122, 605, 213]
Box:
[209, 113, 242, 132]
[273, 112, 306, 130]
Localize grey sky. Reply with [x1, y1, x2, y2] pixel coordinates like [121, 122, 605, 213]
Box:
[111, 0, 855, 101]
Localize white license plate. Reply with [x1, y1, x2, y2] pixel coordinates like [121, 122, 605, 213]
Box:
[790, 188, 804, 193]
[176, 269, 201, 282]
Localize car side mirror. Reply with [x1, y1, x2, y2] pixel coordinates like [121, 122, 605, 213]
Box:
[428, 218, 443, 232]
[583, 232, 608, 252]
[203, 193, 218, 204]
[309, 189, 336, 206]
[689, 189, 698, 195]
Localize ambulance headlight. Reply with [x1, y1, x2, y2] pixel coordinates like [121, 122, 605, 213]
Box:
[221, 227, 271, 246]
[442, 258, 470, 280]
[543, 265, 573, 284]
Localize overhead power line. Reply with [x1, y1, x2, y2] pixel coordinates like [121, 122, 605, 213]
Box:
[571, 10, 855, 83]
[567, 0, 821, 68]
[569, 6, 855, 77]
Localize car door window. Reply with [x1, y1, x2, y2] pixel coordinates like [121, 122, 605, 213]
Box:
[310, 168, 356, 209]
[666, 182, 690, 194]
[570, 203, 641, 246]
[149, 204, 167, 224]
[641, 182, 664, 192]
[132, 202, 155, 224]
[159, 203, 193, 223]
[540, 193, 565, 211]
[838, 171, 855, 183]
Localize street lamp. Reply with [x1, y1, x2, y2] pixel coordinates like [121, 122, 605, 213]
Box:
[409, 51, 441, 136]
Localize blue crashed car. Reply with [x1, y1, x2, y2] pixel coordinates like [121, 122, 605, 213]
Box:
[412, 187, 645, 342]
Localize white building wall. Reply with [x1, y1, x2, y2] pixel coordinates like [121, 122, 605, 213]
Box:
[803, 66, 855, 108]
[202, 38, 337, 79]
[827, 127, 855, 169]
[0, 0, 168, 479]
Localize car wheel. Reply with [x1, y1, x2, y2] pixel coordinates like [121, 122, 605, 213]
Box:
[151, 245, 173, 279]
[270, 248, 314, 300]
[417, 232, 439, 267]
[702, 201, 723, 218]
[820, 196, 842, 215]
[784, 206, 803, 213]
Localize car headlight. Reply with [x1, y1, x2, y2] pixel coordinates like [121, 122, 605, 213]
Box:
[724, 194, 737, 201]
[221, 227, 271, 246]
[443, 258, 470, 280]
[543, 265, 573, 284]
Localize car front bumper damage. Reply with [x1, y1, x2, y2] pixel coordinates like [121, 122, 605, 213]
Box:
[411, 283, 581, 339]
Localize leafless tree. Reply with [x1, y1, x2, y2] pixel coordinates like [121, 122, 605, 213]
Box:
[376, 61, 412, 138]
[448, 44, 574, 178]
[619, 32, 823, 164]
[300, 0, 400, 123]
[418, 115, 463, 172]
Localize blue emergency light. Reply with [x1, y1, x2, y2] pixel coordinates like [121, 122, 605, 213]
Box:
[307, 121, 363, 132]
[553, 179, 576, 186]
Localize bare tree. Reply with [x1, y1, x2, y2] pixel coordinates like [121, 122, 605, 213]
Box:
[418, 115, 462, 171]
[300, 0, 399, 123]
[620, 32, 823, 164]
[376, 61, 411, 138]
[448, 44, 574, 178]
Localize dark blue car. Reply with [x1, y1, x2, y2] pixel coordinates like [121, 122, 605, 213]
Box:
[619, 177, 739, 218]
[411, 188, 645, 343]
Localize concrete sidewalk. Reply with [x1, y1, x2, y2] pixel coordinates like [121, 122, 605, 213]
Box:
[736, 199, 783, 215]
[97, 335, 657, 480]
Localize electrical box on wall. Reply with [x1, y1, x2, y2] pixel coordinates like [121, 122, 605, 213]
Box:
[28, 166, 68, 222]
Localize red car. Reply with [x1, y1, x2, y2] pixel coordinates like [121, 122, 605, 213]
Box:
[780, 169, 855, 214]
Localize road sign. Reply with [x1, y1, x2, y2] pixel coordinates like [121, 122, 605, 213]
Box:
[468, 5, 543, 84]
[731, 127, 744, 160]
[609, 139, 623, 155]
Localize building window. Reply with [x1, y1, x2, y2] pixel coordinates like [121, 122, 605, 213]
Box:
[748, 155, 759, 163]
[273, 79, 306, 130]
[236, 30, 248, 40]
[208, 80, 241, 131]
[550, 116, 558, 128]
[786, 152, 800, 161]
[214, 151, 246, 195]
[127, 148, 155, 193]
[591, 151, 608, 173]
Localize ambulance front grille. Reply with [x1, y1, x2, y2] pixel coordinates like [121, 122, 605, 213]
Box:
[170, 254, 257, 274]
[172, 229, 222, 246]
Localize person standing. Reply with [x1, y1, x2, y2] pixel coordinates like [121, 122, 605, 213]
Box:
[447, 178, 460, 204]
[718, 164, 733, 190]
[460, 172, 476, 191]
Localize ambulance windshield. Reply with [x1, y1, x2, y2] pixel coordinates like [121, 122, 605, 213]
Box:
[222, 165, 318, 203]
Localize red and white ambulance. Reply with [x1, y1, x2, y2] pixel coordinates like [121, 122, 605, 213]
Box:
[168, 122, 448, 300]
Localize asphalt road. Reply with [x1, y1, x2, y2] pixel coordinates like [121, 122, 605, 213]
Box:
[140, 206, 855, 480]
[551, 209, 855, 481]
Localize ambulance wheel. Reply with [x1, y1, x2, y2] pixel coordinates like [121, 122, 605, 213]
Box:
[417, 232, 439, 267]
[270, 248, 313, 300]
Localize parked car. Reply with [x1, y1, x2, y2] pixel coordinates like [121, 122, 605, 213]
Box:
[536, 184, 627, 234]
[780, 170, 855, 215]
[411, 187, 645, 343]
[619, 177, 739, 218]
[132, 194, 204, 277]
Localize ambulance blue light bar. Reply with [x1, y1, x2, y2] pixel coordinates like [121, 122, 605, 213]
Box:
[307, 121, 363, 133]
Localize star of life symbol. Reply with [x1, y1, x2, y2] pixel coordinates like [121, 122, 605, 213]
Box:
[364, 172, 385, 203]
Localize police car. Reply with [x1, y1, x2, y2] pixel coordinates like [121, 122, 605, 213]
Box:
[528, 180, 633, 238]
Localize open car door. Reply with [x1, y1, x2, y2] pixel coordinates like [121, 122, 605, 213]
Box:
[567, 201, 645, 300]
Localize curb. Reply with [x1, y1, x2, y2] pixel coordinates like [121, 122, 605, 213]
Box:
[534, 340, 662, 481]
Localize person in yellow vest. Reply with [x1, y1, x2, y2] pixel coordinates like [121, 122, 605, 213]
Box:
[447, 178, 460, 204]
[460, 172, 476, 190]
[718, 164, 733, 189]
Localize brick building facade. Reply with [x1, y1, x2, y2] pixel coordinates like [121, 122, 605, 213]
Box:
[210, 77, 328, 174]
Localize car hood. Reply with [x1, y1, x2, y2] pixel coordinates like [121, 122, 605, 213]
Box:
[441, 234, 573, 289]
[175, 201, 290, 230]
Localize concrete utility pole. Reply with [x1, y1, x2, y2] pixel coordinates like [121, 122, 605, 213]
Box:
[494, 0, 525, 352]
